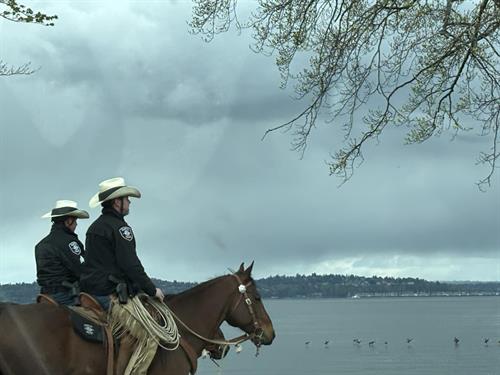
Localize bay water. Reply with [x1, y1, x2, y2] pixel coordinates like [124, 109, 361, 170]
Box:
[197, 296, 500, 374]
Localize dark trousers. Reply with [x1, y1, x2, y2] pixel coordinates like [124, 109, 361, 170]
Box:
[93, 295, 111, 310]
[49, 291, 75, 306]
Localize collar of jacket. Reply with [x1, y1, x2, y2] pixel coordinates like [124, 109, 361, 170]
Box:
[50, 222, 78, 238]
[101, 206, 125, 221]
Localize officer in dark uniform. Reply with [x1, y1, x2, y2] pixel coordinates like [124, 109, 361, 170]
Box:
[36, 200, 89, 305]
[81, 177, 164, 310]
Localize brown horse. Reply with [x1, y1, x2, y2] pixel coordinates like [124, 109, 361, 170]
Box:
[0, 263, 275, 374]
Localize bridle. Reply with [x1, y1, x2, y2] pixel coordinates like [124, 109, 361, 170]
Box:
[228, 273, 265, 349]
[164, 272, 266, 357]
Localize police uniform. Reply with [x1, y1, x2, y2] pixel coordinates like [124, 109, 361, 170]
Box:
[36, 200, 89, 305]
[82, 177, 162, 374]
[80, 207, 156, 297]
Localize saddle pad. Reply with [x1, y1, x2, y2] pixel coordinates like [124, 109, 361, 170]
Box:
[69, 309, 104, 343]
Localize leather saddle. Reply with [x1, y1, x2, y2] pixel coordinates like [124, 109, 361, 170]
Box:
[37, 293, 209, 375]
[37, 293, 115, 375]
[37, 292, 108, 341]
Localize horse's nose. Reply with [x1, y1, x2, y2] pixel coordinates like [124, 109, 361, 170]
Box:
[262, 326, 276, 345]
[270, 330, 276, 342]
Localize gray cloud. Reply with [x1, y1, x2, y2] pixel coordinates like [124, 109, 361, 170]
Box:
[0, 1, 498, 284]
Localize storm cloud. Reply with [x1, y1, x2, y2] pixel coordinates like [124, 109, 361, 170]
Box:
[0, 1, 498, 284]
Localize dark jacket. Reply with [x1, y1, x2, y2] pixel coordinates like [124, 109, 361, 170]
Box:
[35, 223, 85, 290]
[80, 207, 156, 297]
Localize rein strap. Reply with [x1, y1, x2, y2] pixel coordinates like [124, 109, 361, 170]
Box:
[167, 305, 252, 346]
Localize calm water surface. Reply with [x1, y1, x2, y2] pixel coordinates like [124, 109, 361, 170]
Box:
[197, 296, 500, 375]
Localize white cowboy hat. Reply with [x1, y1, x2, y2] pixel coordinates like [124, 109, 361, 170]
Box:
[41, 200, 90, 219]
[89, 177, 141, 208]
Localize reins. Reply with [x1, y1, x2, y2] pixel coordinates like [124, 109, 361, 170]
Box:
[164, 307, 251, 346]
[159, 272, 263, 353]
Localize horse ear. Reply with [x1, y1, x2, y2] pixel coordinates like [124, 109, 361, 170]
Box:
[245, 261, 254, 275]
[238, 263, 245, 272]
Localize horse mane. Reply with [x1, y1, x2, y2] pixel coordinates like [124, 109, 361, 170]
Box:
[169, 275, 227, 300]
[165, 271, 253, 301]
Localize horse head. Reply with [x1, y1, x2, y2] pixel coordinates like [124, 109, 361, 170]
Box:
[225, 262, 276, 346]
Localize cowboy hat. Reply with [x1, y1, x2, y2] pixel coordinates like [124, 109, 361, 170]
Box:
[41, 200, 90, 219]
[89, 177, 141, 208]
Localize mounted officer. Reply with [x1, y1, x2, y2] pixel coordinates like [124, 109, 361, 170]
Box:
[35, 200, 89, 305]
[80, 177, 166, 374]
[80, 177, 164, 310]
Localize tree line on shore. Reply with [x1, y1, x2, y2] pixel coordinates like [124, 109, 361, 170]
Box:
[1, 273, 499, 304]
[254, 274, 500, 298]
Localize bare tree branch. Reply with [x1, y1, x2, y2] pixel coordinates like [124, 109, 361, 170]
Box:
[191, 0, 500, 189]
[0, 0, 57, 25]
[0, 60, 37, 76]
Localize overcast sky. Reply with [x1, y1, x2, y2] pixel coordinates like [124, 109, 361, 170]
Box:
[0, 1, 498, 284]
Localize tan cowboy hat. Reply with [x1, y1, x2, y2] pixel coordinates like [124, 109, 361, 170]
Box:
[89, 177, 141, 208]
[41, 200, 90, 219]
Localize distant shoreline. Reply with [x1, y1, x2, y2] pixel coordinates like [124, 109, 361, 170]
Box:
[2, 275, 499, 304]
[267, 293, 500, 300]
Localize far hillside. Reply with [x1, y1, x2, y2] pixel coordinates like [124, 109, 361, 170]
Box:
[1, 274, 498, 304]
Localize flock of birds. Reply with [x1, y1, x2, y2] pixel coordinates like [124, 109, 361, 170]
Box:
[303, 337, 497, 348]
[203, 337, 497, 359]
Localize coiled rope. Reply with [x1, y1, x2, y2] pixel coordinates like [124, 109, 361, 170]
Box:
[111, 293, 251, 351]
[110, 294, 180, 351]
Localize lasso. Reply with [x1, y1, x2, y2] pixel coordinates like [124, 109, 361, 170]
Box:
[111, 294, 180, 351]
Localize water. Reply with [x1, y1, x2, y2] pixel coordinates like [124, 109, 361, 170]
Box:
[197, 297, 500, 375]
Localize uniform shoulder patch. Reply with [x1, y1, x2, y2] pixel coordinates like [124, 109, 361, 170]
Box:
[119, 226, 134, 241]
[68, 241, 82, 255]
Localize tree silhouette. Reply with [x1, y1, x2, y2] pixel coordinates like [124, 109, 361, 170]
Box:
[191, 0, 500, 188]
[0, 0, 57, 76]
